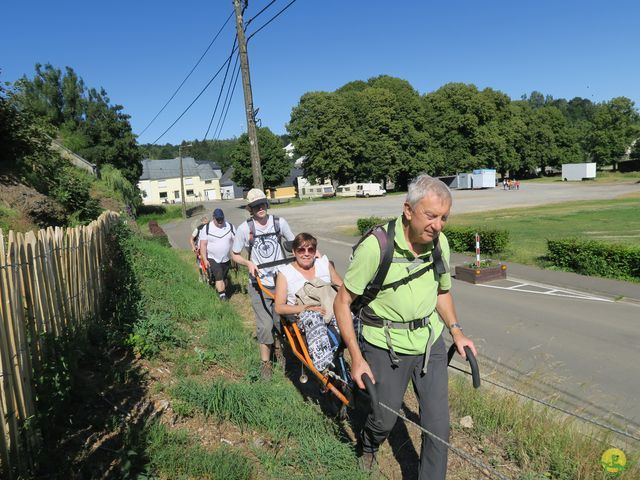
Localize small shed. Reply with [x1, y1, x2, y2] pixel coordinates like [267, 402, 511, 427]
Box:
[471, 169, 496, 189]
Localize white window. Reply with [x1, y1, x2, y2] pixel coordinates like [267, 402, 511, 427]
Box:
[185, 177, 193, 185]
[159, 192, 168, 199]
[158, 180, 167, 188]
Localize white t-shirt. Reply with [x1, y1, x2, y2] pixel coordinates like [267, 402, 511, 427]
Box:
[279, 255, 331, 305]
[232, 215, 295, 287]
[199, 221, 235, 263]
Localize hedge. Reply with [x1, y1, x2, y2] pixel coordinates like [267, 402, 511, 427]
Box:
[356, 216, 395, 235]
[547, 238, 640, 280]
[444, 226, 509, 255]
[356, 218, 509, 255]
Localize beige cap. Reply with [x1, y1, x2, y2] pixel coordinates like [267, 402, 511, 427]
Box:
[246, 188, 268, 208]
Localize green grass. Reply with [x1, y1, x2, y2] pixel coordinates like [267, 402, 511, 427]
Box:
[124, 230, 364, 479]
[522, 171, 640, 184]
[446, 196, 640, 266]
[142, 422, 253, 479]
[449, 375, 639, 479]
[135, 204, 183, 229]
[0, 204, 20, 232]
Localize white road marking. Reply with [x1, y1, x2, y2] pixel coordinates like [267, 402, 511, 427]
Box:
[475, 282, 613, 302]
[316, 236, 354, 247]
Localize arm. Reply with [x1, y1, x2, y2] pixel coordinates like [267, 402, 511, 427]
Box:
[189, 233, 198, 252]
[329, 261, 343, 288]
[199, 240, 209, 269]
[273, 272, 307, 316]
[436, 290, 477, 359]
[334, 285, 374, 388]
[230, 250, 260, 278]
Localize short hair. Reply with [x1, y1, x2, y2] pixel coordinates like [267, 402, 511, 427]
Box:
[406, 174, 452, 209]
[292, 232, 318, 251]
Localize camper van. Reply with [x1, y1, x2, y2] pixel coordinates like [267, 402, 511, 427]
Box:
[356, 183, 386, 197]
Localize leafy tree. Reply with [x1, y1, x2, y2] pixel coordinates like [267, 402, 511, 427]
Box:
[14, 64, 141, 184]
[587, 97, 640, 168]
[287, 92, 359, 185]
[230, 127, 292, 189]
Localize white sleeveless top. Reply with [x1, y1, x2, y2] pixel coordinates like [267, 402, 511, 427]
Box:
[279, 255, 331, 305]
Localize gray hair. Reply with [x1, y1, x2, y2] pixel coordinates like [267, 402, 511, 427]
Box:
[406, 174, 452, 208]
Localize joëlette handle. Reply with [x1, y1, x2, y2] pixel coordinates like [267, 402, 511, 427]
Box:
[447, 344, 481, 389]
[361, 373, 383, 419]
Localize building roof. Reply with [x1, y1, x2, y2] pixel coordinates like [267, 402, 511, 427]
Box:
[139, 158, 222, 181]
[219, 166, 236, 186]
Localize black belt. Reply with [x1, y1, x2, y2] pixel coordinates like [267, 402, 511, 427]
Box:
[359, 307, 430, 331]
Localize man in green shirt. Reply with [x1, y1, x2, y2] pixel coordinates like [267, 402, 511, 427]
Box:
[334, 175, 477, 479]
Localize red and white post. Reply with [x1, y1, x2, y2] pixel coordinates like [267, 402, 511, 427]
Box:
[475, 233, 481, 267]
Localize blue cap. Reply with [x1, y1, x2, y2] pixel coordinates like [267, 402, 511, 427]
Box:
[213, 208, 225, 220]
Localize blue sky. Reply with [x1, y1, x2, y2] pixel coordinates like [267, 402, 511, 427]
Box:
[2, 0, 639, 146]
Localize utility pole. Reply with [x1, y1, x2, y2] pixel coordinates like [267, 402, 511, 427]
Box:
[233, 0, 263, 190]
[179, 144, 192, 219]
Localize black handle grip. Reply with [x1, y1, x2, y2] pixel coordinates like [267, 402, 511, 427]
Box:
[361, 373, 382, 419]
[447, 344, 481, 389]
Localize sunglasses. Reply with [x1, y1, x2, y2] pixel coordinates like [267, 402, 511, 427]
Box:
[252, 203, 268, 211]
[295, 246, 316, 255]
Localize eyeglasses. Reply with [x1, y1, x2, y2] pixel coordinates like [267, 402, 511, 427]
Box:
[295, 246, 316, 255]
[252, 203, 267, 211]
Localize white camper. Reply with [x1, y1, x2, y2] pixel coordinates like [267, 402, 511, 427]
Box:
[562, 163, 596, 181]
[356, 183, 386, 197]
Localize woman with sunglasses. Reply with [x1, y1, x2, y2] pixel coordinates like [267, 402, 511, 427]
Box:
[274, 233, 343, 370]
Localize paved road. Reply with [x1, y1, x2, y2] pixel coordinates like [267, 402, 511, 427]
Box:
[161, 181, 640, 439]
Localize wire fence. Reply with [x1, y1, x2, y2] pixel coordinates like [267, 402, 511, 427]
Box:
[0, 211, 119, 479]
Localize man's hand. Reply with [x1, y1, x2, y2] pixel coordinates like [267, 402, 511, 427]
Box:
[203, 259, 210, 270]
[304, 305, 326, 315]
[451, 329, 477, 360]
[246, 260, 260, 278]
[351, 356, 375, 390]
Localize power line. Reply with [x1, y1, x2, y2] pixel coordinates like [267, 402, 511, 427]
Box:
[214, 62, 242, 140]
[151, 42, 239, 145]
[203, 36, 238, 140]
[246, 0, 298, 42]
[245, 0, 278, 26]
[138, 10, 233, 138]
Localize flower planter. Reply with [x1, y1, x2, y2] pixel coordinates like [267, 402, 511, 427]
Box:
[454, 264, 507, 284]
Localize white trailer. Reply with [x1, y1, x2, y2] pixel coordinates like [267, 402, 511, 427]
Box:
[562, 163, 596, 181]
[471, 169, 497, 189]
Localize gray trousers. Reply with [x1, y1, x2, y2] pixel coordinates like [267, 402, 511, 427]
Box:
[248, 282, 276, 345]
[362, 335, 449, 480]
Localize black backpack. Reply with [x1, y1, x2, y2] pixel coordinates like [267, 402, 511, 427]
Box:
[204, 221, 235, 237]
[350, 220, 448, 313]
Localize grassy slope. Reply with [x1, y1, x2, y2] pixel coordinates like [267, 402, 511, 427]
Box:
[124, 230, 638, 479]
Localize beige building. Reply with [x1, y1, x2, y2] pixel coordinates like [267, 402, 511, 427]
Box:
[138, 157, 222, 205]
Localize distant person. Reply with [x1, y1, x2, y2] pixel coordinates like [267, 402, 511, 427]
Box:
[515, 179, 520, 190]
[190, 216, 209, 279]
[502, 178, 507, 190]
[200, 208, 235, 301]
[231, 189, 295, 379]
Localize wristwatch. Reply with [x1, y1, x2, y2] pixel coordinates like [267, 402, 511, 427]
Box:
[448, 322, 463, 333]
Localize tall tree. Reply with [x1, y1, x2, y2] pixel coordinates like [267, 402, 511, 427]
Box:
[230, 127, 291, 189]
[587, 97, 640, 169]
[287, 92, 359, 185]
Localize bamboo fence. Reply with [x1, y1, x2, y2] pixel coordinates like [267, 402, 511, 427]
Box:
[0, 211, 119, 478]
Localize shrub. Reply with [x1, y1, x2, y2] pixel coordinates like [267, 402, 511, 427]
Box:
[444, 226, 509, 254]
[356, 216, 395, 235]
[547, 238, 640, 280]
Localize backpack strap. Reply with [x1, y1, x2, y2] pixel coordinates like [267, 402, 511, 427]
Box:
[353, 220, 395, 312]
[247, 215, 284, 260]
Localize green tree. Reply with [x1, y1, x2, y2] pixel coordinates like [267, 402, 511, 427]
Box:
[587, 97, 640, 169]
[14, 64, 141, 184]
[287, 92, 359, 185]
[230, 127, 292, 189]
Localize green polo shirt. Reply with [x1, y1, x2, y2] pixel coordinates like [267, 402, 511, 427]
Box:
[344, 216, 452, 355]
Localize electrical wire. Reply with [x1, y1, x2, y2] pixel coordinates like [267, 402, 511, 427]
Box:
[214, 62, 242, 140]
[138, 10, 233, 138]
[203, 36, 238, 140]
[245, 0, 278, 26]
[246, 0, 298, 42]
[151, 43, 238, 145]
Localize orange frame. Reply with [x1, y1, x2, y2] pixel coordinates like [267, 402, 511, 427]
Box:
[256, 277, 350, 407]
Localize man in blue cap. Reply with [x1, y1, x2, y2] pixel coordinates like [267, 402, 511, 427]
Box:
[200, 208, 235, 301]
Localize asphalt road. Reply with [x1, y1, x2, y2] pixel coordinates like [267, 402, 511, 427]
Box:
[161, 181, 640, 440]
